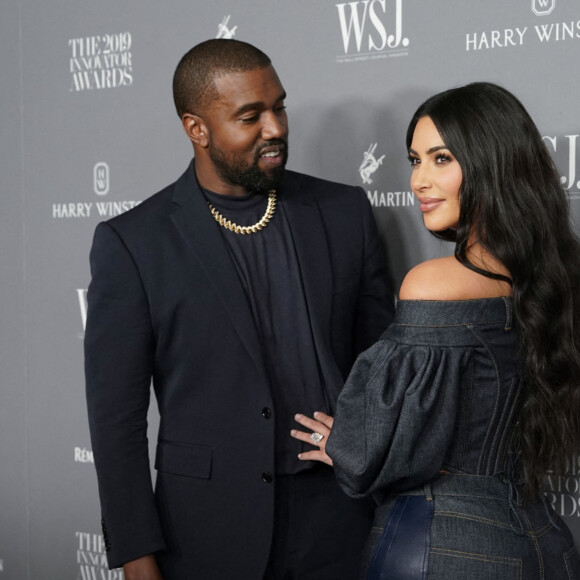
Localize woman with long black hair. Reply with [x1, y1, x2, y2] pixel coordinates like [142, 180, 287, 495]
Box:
[292, 82, 580, 578]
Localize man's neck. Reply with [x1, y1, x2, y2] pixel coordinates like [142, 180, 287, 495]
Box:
[194, 160, 248, 198]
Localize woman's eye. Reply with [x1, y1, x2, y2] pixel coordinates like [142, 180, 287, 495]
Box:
[408, 156, 419, 166]
[435, 154, 451, 164]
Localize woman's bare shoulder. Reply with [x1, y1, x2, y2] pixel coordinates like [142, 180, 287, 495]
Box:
[399, 256, 511, 300]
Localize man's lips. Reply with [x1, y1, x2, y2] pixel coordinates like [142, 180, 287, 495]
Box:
[257, 143, 286, 166]
[419, 198, 445, 212]
[258, 143, 285, 156]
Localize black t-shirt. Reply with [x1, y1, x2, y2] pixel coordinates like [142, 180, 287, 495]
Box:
[203, 188, 330, 474]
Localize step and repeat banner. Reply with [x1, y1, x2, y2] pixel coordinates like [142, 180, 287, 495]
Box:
[1, 1, 579, 578]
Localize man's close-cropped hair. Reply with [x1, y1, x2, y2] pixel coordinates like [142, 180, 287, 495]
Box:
[173, 39, 272, 119]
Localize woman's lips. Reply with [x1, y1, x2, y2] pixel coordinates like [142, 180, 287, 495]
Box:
[419, 198, 444, 212]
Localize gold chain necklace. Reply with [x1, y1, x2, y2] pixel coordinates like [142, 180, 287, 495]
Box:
[207, 191, 277, 235]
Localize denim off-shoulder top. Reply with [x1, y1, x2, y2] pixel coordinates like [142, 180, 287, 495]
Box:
[326, 297, 521, 498]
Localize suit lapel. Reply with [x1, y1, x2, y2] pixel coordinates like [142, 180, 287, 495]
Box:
[169, 162, 264, 374]
[280, 173, 336, 381]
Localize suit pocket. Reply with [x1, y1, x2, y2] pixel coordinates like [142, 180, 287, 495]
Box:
[155, 440, 212, 479]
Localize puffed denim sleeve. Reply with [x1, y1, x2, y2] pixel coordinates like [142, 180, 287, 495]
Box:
[326, 332, 466, 498]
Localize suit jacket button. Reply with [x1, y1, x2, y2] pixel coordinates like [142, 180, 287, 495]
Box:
[262, 407, 272, 419]
[262, 472, 273, 483]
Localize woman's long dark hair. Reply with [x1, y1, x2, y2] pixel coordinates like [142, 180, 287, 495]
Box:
[406, 82, 580, 499]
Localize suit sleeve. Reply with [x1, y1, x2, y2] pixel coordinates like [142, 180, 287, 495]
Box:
[84, 222, 166, 569]
[353, 187, 395, 354]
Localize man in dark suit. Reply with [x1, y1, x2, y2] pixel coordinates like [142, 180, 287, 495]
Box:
[85, 39, 394, 580]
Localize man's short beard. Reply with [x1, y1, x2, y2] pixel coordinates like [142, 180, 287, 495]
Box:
[208, 139, 288, 195]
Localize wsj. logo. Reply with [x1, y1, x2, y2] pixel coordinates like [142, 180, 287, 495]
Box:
[543, 134, 580, 199]
[94, 162, 110, 196]
[532, 0, 556, 16]
[78, 289, 88, 339]
[359, 143, 385, 184]
[216, 15, 237, 39]
[336, 0, 409, 62]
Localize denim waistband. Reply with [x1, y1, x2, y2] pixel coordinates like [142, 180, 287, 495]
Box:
[396, 474, 509, 500]
[394, 474, 560, 536]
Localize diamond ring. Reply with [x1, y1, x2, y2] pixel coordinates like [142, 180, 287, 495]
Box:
[310, 432, 324, 444]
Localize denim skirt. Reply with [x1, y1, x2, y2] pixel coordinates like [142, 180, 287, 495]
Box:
[362, 474, 580, 579]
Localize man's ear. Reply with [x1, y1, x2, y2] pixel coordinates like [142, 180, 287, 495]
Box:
[182, 113, 209, 148]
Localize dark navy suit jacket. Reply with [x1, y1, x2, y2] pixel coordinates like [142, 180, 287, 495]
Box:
[84, 161, 394, 578]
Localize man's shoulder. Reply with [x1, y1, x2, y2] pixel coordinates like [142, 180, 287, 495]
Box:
[103, 184, 172, 235]
[284, 169, 361, 194]
[283, 170, 365, 207]
[106, 164, 192, 231]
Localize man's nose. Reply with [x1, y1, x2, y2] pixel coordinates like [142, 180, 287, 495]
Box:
[261, 111, 287, 140]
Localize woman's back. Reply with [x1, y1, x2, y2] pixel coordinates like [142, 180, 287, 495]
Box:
[327, 256, 580, 579]
[327, 287, 579, 578]
[327, 265, 518, 497]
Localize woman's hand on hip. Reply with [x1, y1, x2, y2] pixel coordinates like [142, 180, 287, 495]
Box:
[291, 412, 334, 466]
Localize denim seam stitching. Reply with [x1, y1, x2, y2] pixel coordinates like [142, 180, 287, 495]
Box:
[491, 376, 522, 476]
[435, 510, 518, 531]
[458, 361, 473, 471]
[431, 547, 522, 565]
[563, 546, 578, 579]
[519, 509, 545, 579]
[501, 296, 513, 331]
[466, 323, 502, 474]
[395, 320, 504, 328]
[430, 547, 522, 578]
[434, 491, 505, 499]
[533, 521, 554, 538]
[435, 473, 504, 479]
